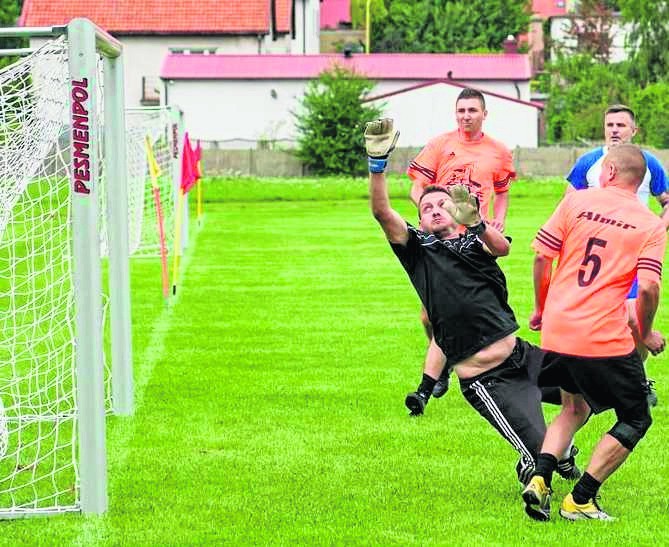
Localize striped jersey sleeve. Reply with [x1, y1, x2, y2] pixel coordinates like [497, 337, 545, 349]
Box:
[531, 196, 569, 258]
[492, 145, 515, 194]
[407, 140, 438, 186]
[637, 224, 667, 283]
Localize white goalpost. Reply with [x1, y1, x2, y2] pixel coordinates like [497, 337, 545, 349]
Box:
[0, 19, 132, 516]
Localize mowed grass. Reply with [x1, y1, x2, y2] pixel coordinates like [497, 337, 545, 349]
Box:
[3, 176, 669, 544]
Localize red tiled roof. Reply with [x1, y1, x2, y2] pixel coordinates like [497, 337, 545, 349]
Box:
[321, 0, 351, 30]
[161, 52, 533, 81]
[19, 0, 292, 34]
[532, 0, 567, 18]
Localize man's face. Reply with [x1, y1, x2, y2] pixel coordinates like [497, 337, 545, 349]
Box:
[604, 111, 637, 147]
[419, 191, 458, 237]
[456, 98, 487, 136]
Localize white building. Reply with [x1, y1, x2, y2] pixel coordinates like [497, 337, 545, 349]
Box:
[550, 13, 632, 63]
[160, 52, 542, 149]
[20, 0, 321, 107]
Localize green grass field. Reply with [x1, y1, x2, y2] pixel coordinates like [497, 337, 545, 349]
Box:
[3, 176, 669, 545]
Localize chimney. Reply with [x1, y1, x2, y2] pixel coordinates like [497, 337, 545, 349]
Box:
[503, 34, 518, 54]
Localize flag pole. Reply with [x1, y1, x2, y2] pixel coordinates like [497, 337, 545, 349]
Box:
[145, 135, 170, 301]
[365, 0, 371, 54]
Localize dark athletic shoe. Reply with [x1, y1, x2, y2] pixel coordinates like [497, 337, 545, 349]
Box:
[556, 445, 582, 481]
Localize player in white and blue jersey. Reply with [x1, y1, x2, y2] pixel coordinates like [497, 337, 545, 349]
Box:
[566, 105, 669, 404]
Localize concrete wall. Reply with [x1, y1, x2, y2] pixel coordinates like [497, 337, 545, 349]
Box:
[170, 77, 538, 150]
[201, 146, 669, 178]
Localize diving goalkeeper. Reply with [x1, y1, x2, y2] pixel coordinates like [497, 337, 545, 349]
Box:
[365, 118, 579, 485]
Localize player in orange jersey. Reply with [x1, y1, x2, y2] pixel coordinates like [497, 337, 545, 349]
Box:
[522, 144, 666, 522]
[405, 87, 516, 414]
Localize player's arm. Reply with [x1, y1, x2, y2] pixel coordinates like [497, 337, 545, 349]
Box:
[490, 147, 515, 231]
[409, 180, 423, 206]
[530, 253, 553, 331]
[365, 119, 407, 245]
[480, 225, 510, 256]
[529, 197, 570, 330]
[407, 142, 438, 206]
[444, 184, 509, 256]
[653, 191, 669, 230]
[646, 154, 669, 229]
[491, 189, 509, 232]
[636, 225, 668, 354]
[636, 279, 664, 354]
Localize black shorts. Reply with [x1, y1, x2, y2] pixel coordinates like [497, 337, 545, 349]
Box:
[542, 350, 647, 414]
[458, 338, 546, 463]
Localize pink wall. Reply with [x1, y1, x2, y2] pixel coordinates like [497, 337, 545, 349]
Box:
[320, 0, 351, 29]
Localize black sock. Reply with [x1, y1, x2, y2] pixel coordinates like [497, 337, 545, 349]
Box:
[417, 373, 437, 399]
[535, 453, 558, 487]
[572, 472, 601, 504]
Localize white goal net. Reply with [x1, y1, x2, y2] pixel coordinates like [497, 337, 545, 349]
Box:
[124, 107, 178, 258]
[0, 38, 82, 516]
[0, 20, 130, 517]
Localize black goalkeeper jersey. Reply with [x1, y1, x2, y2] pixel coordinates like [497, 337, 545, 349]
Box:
[391, 225, 519, 365]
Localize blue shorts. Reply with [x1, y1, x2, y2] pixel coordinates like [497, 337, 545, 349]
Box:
[627, 277, 638, 300]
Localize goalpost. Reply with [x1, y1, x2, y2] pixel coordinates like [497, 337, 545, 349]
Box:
[0, 19, 132, 516]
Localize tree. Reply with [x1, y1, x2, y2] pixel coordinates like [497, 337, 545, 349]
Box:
[371, 0, 530, 53]
[631, 83, 669, 148]
[542, 53, 632, 143]
[618, 0, 669, 85]
[293, 65, 383, 176]
[559, 0, 616, 63]
[350, 0, 387, 31]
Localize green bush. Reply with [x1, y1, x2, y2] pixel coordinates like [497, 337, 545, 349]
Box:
[631, 82, 669, 148]
[543, 54, 632, 143]
[293, 65, 383, 176]
[371, 0, 529, 53]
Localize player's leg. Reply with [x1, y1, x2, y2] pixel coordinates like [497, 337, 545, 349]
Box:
[560, 352, 651, 521]
[459, 345, 546, 485]
[418, 306, 451, 399]
[522, 389, 590, 521]
[405, 337, 445, 416]
[521, 341, 583, 479]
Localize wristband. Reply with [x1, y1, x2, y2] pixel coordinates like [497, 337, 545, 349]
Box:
[368, 157, 388, 173]
[466, 222, 486, 236]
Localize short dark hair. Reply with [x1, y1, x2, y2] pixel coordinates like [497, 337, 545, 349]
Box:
[456, 87, 486, 110]
[605, 104, 635, 123]
[418, 185, 450, 212]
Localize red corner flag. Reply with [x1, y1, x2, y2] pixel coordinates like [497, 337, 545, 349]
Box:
[181, 131, 198, 194]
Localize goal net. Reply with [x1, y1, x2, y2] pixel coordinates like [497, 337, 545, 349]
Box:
[0, 37, 82, 516]
[127, 107, 178, 258]
[0, 20, 130, 517]
[101, 107, 179, 259]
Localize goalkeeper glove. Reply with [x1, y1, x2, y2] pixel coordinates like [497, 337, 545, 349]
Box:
[445, 184, 484, 231]
[364, 118, 399, 173]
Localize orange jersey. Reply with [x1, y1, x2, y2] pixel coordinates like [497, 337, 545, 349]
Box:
[407, 130, 515, 221]
[532, 187, 666, 357]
